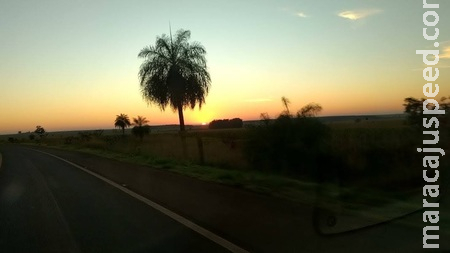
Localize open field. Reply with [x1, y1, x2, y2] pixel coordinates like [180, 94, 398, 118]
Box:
[1, 114, 447, 206]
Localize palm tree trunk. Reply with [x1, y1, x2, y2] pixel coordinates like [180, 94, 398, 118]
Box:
[122, 127, 125, 136]
[177, 103, 187, 158]
[177, 103, 185, 132]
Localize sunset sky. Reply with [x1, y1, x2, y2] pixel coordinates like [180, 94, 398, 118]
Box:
[1, 0, 449, 134]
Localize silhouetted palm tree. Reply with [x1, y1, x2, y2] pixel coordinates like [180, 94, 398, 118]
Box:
[114, 113, 131, 135]
[132, 116, 149, 127]
[138, 29, 211, 132]
[132, 116, 150, 141]
[281, 96, 291, 116]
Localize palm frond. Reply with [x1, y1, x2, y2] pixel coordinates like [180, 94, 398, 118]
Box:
[175, 29, 190, 45]
[114, 113, 131, 128]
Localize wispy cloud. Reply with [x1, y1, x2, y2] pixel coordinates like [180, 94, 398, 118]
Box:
[441, 47, 450, 59]
[338, 9, 382, 20]
[280, 7, 309, 19]
[441, 41, 450, 59]
[296, 12, 308, 18]
[243, 98, 273, 103]
[428, 41, 450, 59]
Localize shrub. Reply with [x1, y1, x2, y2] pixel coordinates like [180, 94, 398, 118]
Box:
[93, 130, 104, 137]
[132, 125, 151, 140]
[245, 113, 330, 178]
[35, 125, 46, 136]
[64, 136, 74, 144]
[78, 131, 92, 142]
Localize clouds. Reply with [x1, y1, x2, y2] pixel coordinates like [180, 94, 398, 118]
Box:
[442, 47, 450, 59]
[296, 12, 308, 18]
[441, 41, 450, 59]
[280, 7, 310, 19]
[412, 41, 450, 70]
[283, 7, 383, 21]
[338, 9, 383, 21]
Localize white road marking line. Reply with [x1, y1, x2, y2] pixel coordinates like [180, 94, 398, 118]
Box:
[32, 149, 250, 253]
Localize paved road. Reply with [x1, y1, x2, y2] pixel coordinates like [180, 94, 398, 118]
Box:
[0, 144, 449, 252]
[0, 145, 230, 253]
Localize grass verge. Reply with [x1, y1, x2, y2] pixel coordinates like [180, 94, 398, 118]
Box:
[22, 143, 318, 204]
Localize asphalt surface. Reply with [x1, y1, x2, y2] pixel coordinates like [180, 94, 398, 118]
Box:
[0, 145, 229, 253]
[0, 144, 449, 252]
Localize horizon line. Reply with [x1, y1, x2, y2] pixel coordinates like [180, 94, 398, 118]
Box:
[0, 112, 405, 136]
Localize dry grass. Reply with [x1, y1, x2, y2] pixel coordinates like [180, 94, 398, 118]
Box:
[21, 130, 249, 170]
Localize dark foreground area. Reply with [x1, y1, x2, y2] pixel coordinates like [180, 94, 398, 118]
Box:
[0, 144, 449, 252]
[0, 145, 230, 253]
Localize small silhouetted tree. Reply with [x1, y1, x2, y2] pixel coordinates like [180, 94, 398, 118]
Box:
[298, 103, 323, 117]
[403, 97, 424, 126]
[132, 116, 150, 141]
[281, 96, 291, 116]
[403, 96, 450, 128]
[35, 126, 45, 136]
[260, 113, 271, 126]
[114, 114, 131, 136]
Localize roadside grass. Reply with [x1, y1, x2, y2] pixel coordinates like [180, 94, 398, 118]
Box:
[23, 141, 319, 203]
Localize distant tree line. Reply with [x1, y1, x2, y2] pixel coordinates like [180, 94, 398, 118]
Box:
[209, 118, 243, 129]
